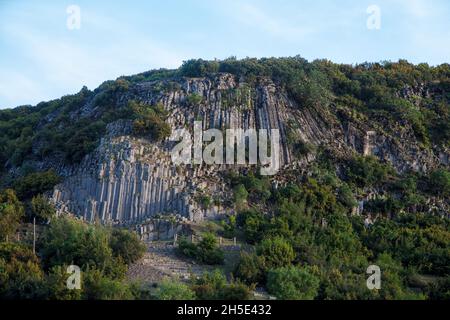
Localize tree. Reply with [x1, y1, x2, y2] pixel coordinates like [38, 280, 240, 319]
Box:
[234, 252, 266, 285]
[82, 268, 135, 300]
[13, 170, 61, 200]
[267, 266, 320, 300]
[0, 243, 45, 299]
[233, 184, 248, 208]
[42, 265, 82, 300]
[256, 237, 295, 269]
[109, 229, 146, 265]
[374, 253, 425, 300]
[428, 169, 450, 197]
[0, 189, 24, 240]
[132, 112, 171, 141]
[30, 194, 56, 222]
[344, 156, 392, 187]
[337, 184, 357, 209]
[179, 59, 219, 77]
[237, 209, 266, 244]
[39, 216, 126, 279]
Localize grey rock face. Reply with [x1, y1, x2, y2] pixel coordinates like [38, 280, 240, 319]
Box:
[52, 75, 293, 223]
[51, 74, 449, 224]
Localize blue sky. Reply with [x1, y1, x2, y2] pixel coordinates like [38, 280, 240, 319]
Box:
[0, 0, 449, 109]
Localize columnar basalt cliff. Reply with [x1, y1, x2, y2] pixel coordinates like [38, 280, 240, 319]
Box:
[44, 73, 449, 224]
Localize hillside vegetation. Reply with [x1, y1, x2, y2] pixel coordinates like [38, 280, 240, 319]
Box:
[0, 56, 449, 300]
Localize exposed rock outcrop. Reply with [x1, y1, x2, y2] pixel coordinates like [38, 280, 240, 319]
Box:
[50, 74, 448, 224]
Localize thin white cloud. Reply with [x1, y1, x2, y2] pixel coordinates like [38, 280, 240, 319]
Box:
[0, 8, 185, 108]
[227, 2, 313, 41]
[394, 0, 436, 18]
[0, 70, 47, 107]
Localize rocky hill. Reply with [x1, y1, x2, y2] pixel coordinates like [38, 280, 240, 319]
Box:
[1, 57, 449, 227]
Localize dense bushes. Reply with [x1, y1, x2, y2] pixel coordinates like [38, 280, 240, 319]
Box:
[30, 194, 56, 222]
[109, 229, 146, 265]
[232, 166, 449, 300]
[0, 243, 44, 299]
[39, 217, 145, 277]
[129, 101, 171, 141]
[152, 279, 195, 300]
[39, 217, 122, 277]
[428, 169, 450, 197]
[0, 215, 147, 300]
[234, 252, 266, 285]
[267, 266, 320, 300]
[256, 237, 295, 269]
[344, 156, 393, 187]
[13, 170, 61, 200]
[0, 189, 24, 240]
[191, 270, 253, 300]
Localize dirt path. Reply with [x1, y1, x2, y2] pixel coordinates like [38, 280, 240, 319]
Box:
[126, 242, 213, 284]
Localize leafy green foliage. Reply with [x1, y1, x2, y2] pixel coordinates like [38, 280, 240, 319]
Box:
[39, 216, 144, 279]
[256, 237, 295, 269]
[81, 267, 135, 300]
[153, 279, 195, 300]
[179, 59, 219, 78]
[0, 189, 24, 240]
[13, 170, 61, 200]
[344, 156, 393, 187]
[30, 194, 56, 222]
[233, 184, 248, 208]
[267, 266, 320, 300]
[0, 215, 147, 300]
[186, 93, 203, 106]
[129, 100, 171, 141]
[233, 252, 266, 285]
[220, 215, 237, 238]
[0, 243, 45, 299]
[373, 253, 426, 300]
[234, 164, 449, 299]
[41, 265, 82, 300]
[109, 228, 147, 265]
[428, 169, 450, 197]
[177, 233, 224, 265]
[363, 213, 450, 276]
[191, 270, 253, 300]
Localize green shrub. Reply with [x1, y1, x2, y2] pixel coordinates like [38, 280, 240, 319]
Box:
[267, 266, 320, 300]
[30, 194, 56, 222]
[177, 233, 224, 265]
[256, 237, 295, 269]
[39, 216, 128, 279]
[13, 170, 61, 200]
[186, 93, 203, 106]
[0, 243, 45, 299]
[233, 184, 248, 208]
[191, 270, 253, 300]
[109, 229, 146, 265]
[344, 156, 393, 187]
[236, 209, 267, 244]
[428, 169, 450, 197]
[0, 189, 24, 240]
[153, 279, 195, 300]
[234, 252, 266, 285]
[41, 265, 82, 300]
[82, 268, 135, 300]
